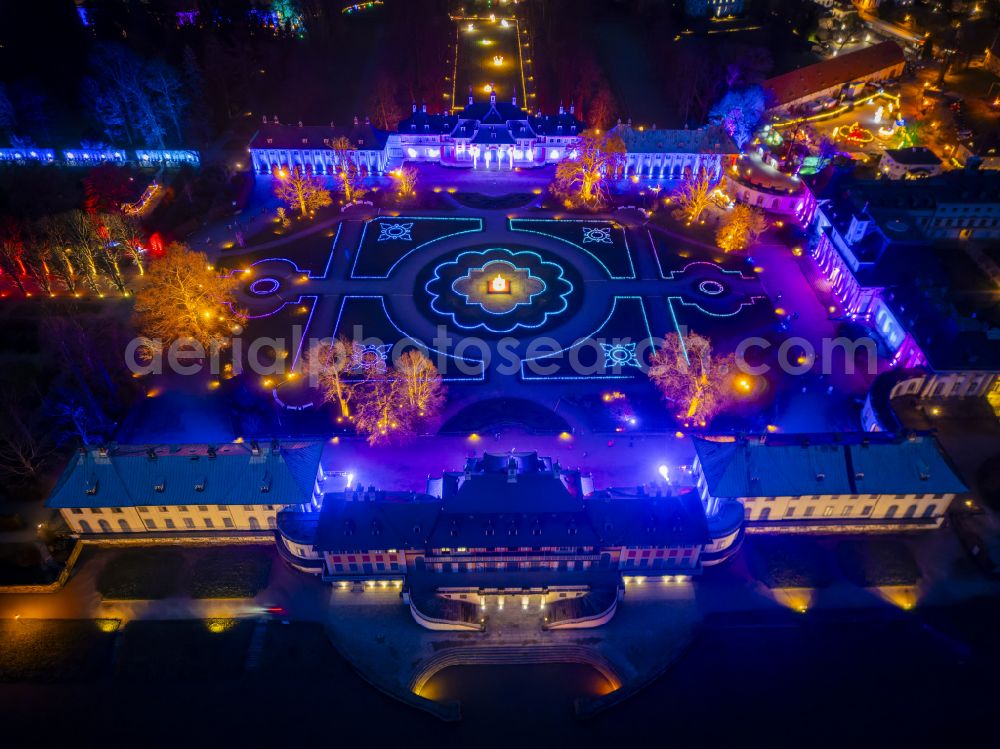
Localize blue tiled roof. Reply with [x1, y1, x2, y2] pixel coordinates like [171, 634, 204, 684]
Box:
[47, 442, 323, 509]
[304, 451, 710, 552]
[694, 435, 966, 498]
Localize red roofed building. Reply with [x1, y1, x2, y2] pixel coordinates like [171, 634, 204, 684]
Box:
[764, 41, 906, 112]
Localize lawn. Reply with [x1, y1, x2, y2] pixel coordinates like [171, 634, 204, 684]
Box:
[835, 538, 922, 587]
[188, 546, 274, 599]
[114, 619, 255, 680]
[0, 619, 118, 682]
[95, 547, 186, 599]
[747, 537, 832, 589]
[95, 545, 274, 600]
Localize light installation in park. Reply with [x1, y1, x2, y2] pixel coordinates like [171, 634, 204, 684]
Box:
[833, 122, 874, 145]
[489, 273, 511, 293]
[426, 249, 571, 333]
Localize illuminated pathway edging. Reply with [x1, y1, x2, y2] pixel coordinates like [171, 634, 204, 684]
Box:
[224, 210, 768, 408]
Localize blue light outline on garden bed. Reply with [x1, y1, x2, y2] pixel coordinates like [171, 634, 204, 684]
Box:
[269, 293, 319, 410]
[249, 277, 281, 295]
[288, 295, 319, 371]
[426, 247, 572, 334]
[519, 296, 654, 381]
[223, 257, 319, 319]
[451, 259, 546, 315]
[332, 294, 485, 381]
[509, 218, 636, 280]
[320, 221, 342, 279]
[350, 216, 484, 279]
[600, 342, 640, 368]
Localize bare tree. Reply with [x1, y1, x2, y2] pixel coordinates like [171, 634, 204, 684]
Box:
[306, 337, 358, 418]
[552, 131, 625, 209]
[368, 75, 404, 131]
[648, 332, 736, 428]
[716, 202, 768, 253]
[0, 389, 54, 481]
[273, 166, 333, 217]
[391, 165, 418, 201]
[394, 349, 446, 425]
[102, 211, 146, 275]
[672, 169, 716, 224]
[145, 60, 187, 144]
[133, 242, 245, 355]
[0, 220, 27, 295]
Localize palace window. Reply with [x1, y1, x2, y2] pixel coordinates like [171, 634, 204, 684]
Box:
[223, 518, 235, 528]
[204, 518, 214, 528]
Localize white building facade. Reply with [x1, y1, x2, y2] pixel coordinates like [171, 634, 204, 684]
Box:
[48, 442, 324, 536]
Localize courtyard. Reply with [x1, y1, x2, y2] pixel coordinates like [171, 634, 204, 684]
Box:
[124, 184, 880, 491]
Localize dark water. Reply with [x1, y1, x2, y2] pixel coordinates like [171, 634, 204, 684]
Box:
[1, 603, 997, 747]
[422, 663, 614, 725]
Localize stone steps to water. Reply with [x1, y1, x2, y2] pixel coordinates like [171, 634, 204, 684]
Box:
[410, 643, 622, 693]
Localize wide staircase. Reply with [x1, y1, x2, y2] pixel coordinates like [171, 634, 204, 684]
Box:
[409, 643, 623, 695]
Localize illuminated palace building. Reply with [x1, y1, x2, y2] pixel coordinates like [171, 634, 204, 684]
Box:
[47, 442, 324, 535]
[248, 90, 738, 179]
[807, 170, 1000, 419]
[275, 452, 745, 582]
[694, 434, 966, 533]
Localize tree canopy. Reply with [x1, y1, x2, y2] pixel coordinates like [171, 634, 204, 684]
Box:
[133, 243, 245, 356]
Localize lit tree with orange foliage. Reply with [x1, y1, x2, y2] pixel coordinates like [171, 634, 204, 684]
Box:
[395, 349, 446, 424]
[716, 202, 768, 253]
[306, 337, 359, 418]
[391, 165, 418, 201]
[273, 166, 332, 217]
[552, 130, 625, 209]
[672, 169, 715, 224]
[352, 368, 410, 446]
[647, 331, 735, 428]
[327, 137, 368, 204]
[351, 349, 445, 446]
[133, 243, 245, 357]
